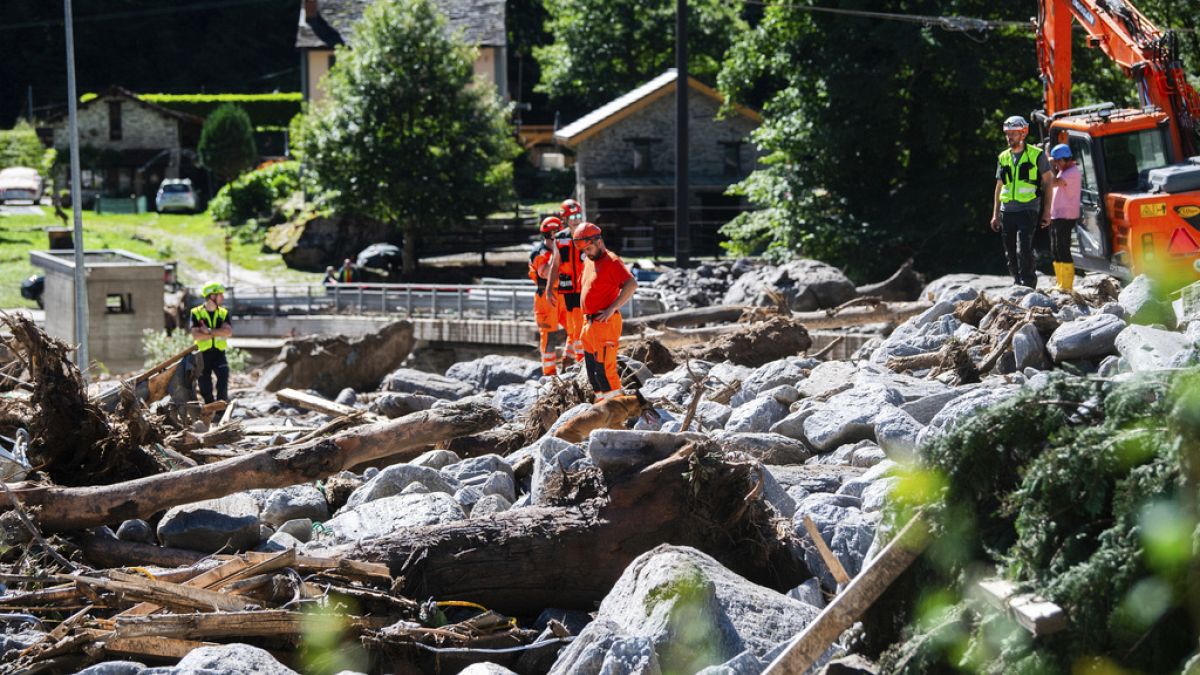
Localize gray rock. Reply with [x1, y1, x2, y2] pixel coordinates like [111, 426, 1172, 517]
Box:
[797, 361, 859, 399]
[763, 384, 801, 406]
[277, 518, 313, 542]
[766, 464, 860, 499]
[861, 476, 900, 513]
[552, 546, 820, 673]
[454, 485, 486, 514]
[787, 578, 826, 609]
[723, 259, 856, 311]
[769, 399, 823, 441]
[76, 662, 147, 675]
[157, 493, 262, 552]
[344, 464, 458, 510]
[1115, 325, 1191, 372]
[533, 442, 587, 504]
[370, 392, 439, 418]
[479, 470, 517, 503]
[446, 355, 542, 391]
[1047, 313, 1126, 362]
[901, 388, 970, 424]
[1019, 292, 1056, 310]
[917, 388, 1015, 447]
[873, 408, 924, 461]
[759, 468, 798, 519]
[730, 357, 815, 407]
[695, 401, 733, 429]
[1097, 354, 1130, 378]
[852, 368, 951, 403]
[1011, 323, 1047, 371]
[794, 494, 875, 589]
[911, 299, 957, 326]
[715, 432, 813, 465]
[1100, 302, 1126, 319]
[381, 367, 475, 400]
[471, 493, 513, 517]
[850, 445, 887, 468]
[803, 385, 904, 452]
[459, 664, 519, 675]
[259, 530, 303, 552]
[831, 510, 881, 579]
[725, 397, 790, 433]
[116, 518, 153, 544]
[586, 430, 706, 474]
[260, 484, 329, 527]
[334, 388, 357, 406]
[695, 650, 768, 675]
[409, 449, 461, 470]
[493, 382, 543, 421]
[443, 455, 515, 484]
[314, 493, 465, 546]
[1118, 274, 1177, 329]
[173, 643, 299, 674]
[549, 621, 662, 675]
[922, 274, 999, 302]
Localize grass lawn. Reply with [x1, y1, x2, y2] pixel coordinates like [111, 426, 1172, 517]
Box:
[0, 209, 318, 309]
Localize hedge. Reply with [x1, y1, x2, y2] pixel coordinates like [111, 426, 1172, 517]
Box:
[81, 92, 302, 128]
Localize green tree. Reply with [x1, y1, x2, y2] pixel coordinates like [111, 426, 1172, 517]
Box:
[716, 0, 1191, 280]
[298, 0, 519, 275]
[198, 104, 258, 185]
[535, 0, 746, 110]
[0, 121, 51, 172]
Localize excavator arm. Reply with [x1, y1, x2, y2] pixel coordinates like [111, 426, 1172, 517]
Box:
[1038, 0, 1200, 159]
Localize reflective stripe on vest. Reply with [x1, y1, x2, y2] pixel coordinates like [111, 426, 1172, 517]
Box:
[998, 145, 1043, 204]
[191, 305, 228, 351]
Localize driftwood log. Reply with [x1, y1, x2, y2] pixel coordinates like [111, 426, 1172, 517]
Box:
[623, 306, 750, 332]
[316, 440, 809, 615]
[4, 403, 501, 531]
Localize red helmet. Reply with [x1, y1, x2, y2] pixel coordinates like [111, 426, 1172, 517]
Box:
[539, 216, 563, 235]
[572, 222, 602, 242]
[560, 199, 583, 221]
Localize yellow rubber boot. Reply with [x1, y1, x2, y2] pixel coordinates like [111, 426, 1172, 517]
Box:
[1050, 262, 1062, 290]
[1061, 263, 1074, 291]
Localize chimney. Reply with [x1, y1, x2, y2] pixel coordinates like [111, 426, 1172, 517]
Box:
[304, 0, 319, 20]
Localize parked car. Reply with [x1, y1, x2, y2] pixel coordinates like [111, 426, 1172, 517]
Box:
[155, 178, 197, 213]
[356, 243, 403, 279]
[0, 167, 44, 204]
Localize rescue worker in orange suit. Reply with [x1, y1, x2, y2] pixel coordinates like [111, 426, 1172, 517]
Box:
[556, 198, 586, 364]
[574, 222, 638, 401]
[530, 217, 567, 376]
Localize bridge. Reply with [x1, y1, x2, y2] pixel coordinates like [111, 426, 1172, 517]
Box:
[221, 281, 670, 349]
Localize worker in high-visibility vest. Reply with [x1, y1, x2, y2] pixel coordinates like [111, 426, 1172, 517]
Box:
[530, 217, 567, 376]
[190, 281, 234, 402]
[991, 115, 1052, 287]
[574, 222, 637, 401]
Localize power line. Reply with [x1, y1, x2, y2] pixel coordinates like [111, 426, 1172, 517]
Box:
[0, 0, 288, 33]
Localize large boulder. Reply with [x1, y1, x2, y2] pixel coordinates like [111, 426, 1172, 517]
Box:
[724, 397, 790, 433]
[802, 384, 905, 452]
[1011, 323, 1048, 371]
[730, 357, 816, 407]
[1046, 313, 1126, 362]
[793, 493, 878, 590]
[446, 355, 542, 391]
[344, 464, 458, 510]
[1115, 325, 1192, 371]
[157, 493, 263, 552]
[258, 321, 415, 397]
[314, 492, 464, 546]
[172, 643, 298, 675]
[371, 392, 438, 419]
[549, 546, 820, 674]
[797, 361, 859, 399]
[715, 432, 813, 465]
[493, 382, 543, 421]
[921, 274, 1016, 302]
[723, 259, 856, 311]
[381, 367, 475, 400]
[260, 485, 329, 527]
[1118, 274, 1177, 329]
[917, 387, 1016, 446]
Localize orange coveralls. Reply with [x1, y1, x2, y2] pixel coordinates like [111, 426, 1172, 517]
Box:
[553, 231, 584, 364]
[529, 243, 565, 376]
[580, 249, 633, 400]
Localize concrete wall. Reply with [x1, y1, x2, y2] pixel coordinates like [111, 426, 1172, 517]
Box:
[306, 49, 334, 104]
[31, 250, 166, 374]
[51, 98, 180, 151]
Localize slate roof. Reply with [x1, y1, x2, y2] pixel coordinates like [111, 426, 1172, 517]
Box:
[555, 70, 762, 147]
[296, 0, 506, 49]
[39, 86, 205, 127]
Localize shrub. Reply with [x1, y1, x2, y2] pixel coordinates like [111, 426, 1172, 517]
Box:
[0, 121, 53, 172]
[209, 160, 299, 225]
[198, 104, 258, 184]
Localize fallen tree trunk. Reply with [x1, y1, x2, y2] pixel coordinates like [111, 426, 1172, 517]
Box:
[5, 403, 501, 531]
[854, 260, 924, 301]
[316, 440, 808, 615]
[623, 305, 749, 333]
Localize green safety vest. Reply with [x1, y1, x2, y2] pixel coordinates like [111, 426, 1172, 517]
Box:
[191, 305, 229, 352]
[998, 145, 1044, 204]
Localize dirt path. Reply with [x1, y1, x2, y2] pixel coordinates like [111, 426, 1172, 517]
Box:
[159, 231, 286, 288]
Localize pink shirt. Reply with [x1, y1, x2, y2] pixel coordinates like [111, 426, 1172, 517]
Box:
[1050, 164, 1081, 219]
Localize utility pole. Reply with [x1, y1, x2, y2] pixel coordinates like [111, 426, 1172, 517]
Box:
[64, 0, 90, 375]
[674, 0, 690, 268]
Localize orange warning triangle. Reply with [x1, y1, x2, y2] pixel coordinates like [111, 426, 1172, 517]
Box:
[1167, 227, 1200, 256]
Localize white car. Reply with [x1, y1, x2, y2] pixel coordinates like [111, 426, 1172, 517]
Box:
[155, 178, 197, 213]
[0, 167, 44, 204]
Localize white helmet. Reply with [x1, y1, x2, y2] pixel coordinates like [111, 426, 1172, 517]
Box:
[1002, 115, 1029, 130]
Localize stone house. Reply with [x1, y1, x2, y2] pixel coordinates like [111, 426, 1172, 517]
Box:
[39, 87, 205, 205]
[295, 0, 507, 104]
[554, 70, 763, 257]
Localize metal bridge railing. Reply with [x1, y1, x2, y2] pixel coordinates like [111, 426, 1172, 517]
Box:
[215, 282, 668, 321]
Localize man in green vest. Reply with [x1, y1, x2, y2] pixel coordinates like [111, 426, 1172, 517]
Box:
[190, 281, 233, 403]
[990, 115, 1052, 287]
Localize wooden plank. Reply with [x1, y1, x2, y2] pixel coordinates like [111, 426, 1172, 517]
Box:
[241, 551, 391, 580]
[219, 398, 239, 426]
[110, 609, 393, 641]
[242, 425, 318, 435]
[802, 515, 851, 586]
[276, 388, 361, 418]
[211, 549, 298, 591]
[976, 578, 1066, 637]
[764, 513, 930, 675]
[92, 631, 215, 660]
[117, 556, 256, 618]
[65, 572, 258, 613]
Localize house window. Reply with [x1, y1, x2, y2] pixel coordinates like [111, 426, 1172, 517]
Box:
[629, 138, 658, 174]
[109, 101, 122, 141]
[105, 293, 133, 314]
[721, 142, 742, 177]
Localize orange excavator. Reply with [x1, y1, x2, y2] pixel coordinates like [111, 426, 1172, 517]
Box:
[1034, 0, 1200, 287]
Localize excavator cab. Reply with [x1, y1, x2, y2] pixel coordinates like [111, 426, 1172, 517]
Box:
[1036, 104, 1200, 288]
